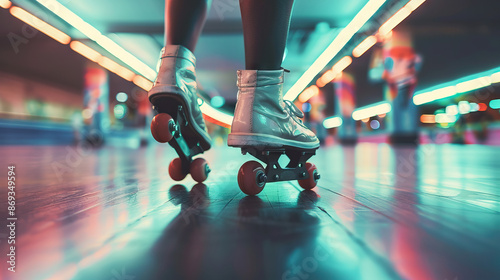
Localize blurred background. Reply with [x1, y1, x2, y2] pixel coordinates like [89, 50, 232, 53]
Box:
[1, 0, 500, 147]
[3, 1, 500, 279]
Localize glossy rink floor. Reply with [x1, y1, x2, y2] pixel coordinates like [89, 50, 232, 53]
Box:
[1, 143, 500, 280]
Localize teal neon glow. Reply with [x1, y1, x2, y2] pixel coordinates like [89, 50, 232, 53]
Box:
[352, 102, 391, 121]
[36, 0, 101, 39]
[323, 116, 343, 129]
[413, 67, 500, 105]
[210, 96, 225, 108]
[36, 0, 156, 80]
[458, 101, 470, 114]
[445, 105, 458, 116]
[283, 0, 387, 101]
[114, 104, 127, 119]
[470, 103, 479, 112]
[34, 0, 234, 125]
[492, 72, 500, 83]
[490, 99, 500, 109]
[435, 113, 457, 124]
[456, 77, 491, 93]
[116, 92, 128, 103]
[437, 101, 475, 118]
[31, 0, 426, 128]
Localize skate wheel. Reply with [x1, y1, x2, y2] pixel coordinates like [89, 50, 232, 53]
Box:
[298, 163, 319, 190]
[169, 158, 187, 181]
[190, 158, 210, 183]
[238, 161, 266, 196]
[151, 113, 174, 143]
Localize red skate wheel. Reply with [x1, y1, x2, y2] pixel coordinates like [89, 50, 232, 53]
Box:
[298, 163, 319, 190]
[151, 113, 174, 143]
[190, 158, 210, 183]
[169, 157, 187, 181]
[238, 161, 266, 196]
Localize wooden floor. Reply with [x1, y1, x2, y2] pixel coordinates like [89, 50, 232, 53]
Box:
[1, 143, 500, 280]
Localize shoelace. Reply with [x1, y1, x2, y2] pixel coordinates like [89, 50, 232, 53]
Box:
[284, 100, 304, 123]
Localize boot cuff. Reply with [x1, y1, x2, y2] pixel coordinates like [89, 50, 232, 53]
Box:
[237, 69, 284, 88]
[160, 45, 196, 65]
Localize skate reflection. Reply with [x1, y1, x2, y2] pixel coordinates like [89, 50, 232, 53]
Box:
[169, 183, 210, 208]
[148, 183, 210, 279]
[232, 191, 322, 280]
[148, 188, 322, 280]
[297, 189, 320, 210]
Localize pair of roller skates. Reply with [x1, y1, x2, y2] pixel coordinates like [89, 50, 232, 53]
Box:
[149, 46, 320, 196]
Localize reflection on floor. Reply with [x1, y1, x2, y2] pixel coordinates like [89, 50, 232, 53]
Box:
[1, 144, 499, 280]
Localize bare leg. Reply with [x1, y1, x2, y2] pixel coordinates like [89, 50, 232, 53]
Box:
[239, 0, 294, 70]
[165, 0, 212, 52]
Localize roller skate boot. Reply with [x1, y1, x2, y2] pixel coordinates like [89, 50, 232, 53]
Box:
[149, 45, 211, 183]
[228, 69, 320, 195]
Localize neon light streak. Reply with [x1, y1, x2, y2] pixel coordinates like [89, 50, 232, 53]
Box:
[284, 0, 387, 101]
[10, 6, 71, 44]
[0, 0, 12, 9]
[352, 102, 391, 121]
[323, 116, 343, 128]
[353, 36, 377, 58]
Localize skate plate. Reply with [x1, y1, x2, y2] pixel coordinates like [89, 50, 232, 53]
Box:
[241, 146, 317, 183]
[237, 146, 320, 195]
[151, 104, 210, 182]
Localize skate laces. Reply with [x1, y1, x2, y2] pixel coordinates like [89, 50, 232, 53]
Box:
[284, 100, 304, 120]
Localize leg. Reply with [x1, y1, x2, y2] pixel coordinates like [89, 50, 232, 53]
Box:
[149, 0, 213, 183]
[228, 0, 319, 149]
[240, 0, 294, 70]
[165, 0, 212, 52]
[231, 0, 320, 196]
[230, 0, 317, 148]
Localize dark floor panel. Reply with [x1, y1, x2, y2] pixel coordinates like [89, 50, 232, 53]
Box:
[1, 144, 499, 280]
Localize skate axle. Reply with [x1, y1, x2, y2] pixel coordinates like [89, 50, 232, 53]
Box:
[257, 173, 267, 184]
[150, 97, 210, 183]
[151, 106, 206, 177]
[167, 106, 204, 174]
[236, 147, 320, 195]
[242, 147, 317, 183]
[177, 105, 189, 127]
